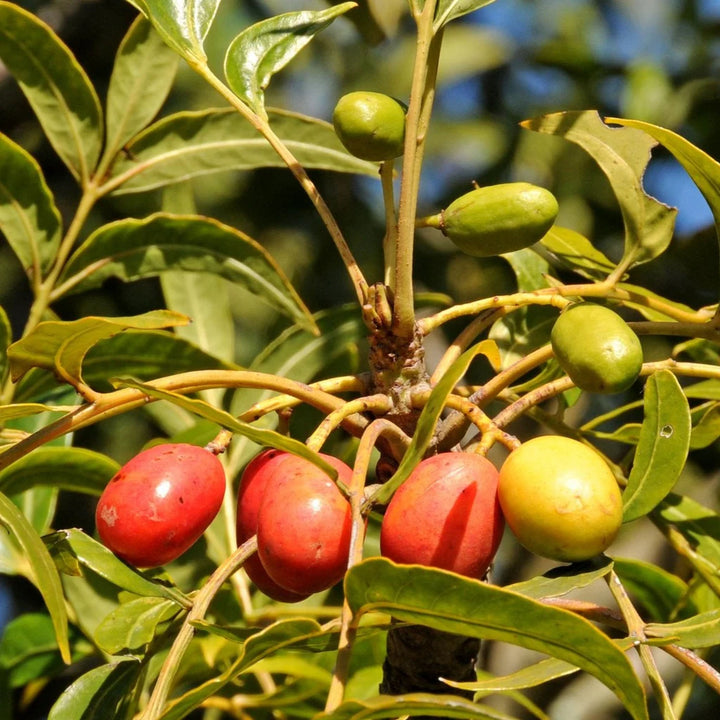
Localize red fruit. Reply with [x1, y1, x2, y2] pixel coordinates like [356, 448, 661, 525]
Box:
[257, 453, 353, 595]
[96, 443, 225, 568]
[380, 452, 504, 579]
[236, 449, 310, 602]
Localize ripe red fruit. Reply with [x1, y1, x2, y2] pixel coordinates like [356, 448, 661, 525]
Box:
[236, 449, 310, 602]
[256, 453, 353, 596]
[380, 452, 504, 579]
[96, 443, 225, 568]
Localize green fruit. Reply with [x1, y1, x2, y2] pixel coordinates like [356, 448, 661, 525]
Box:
[431, 182, 559, 257]
[551, 303, 643, 394]
[498, 436, 623, 562]
[332, 91, 406, 161]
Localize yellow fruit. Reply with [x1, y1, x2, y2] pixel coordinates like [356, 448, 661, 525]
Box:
[498, 436, 623, 562]
[551, 304, 643, 394]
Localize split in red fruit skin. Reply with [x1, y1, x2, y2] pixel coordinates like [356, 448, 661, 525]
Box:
[236, 449, 310, 603]
[380, 452, 504, 579]
[95, 443, 225, 568]
[257, 453, 353, 596]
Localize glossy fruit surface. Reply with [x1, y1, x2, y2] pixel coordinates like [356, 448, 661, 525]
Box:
[236, 449, 310, 603]
[380, 453, 504, 579]
[498, 436, 623, 562]
[96, 443, 225, 568]
[551, 303, 643, 394]
[432, 182, 558, 257]
[257, 453, 353, 595]
[332, 91, 406, 161]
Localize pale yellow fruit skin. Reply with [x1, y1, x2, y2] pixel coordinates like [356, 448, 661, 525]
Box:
[498, 436, 623, 562]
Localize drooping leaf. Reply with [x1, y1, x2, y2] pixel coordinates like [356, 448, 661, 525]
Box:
[106, 108, 378, 195]
[6, 310, 189, 387]
[94, 596, 181, 654]
[0, 403, 71, 423]
[617, 282, 698, 322]
[224, 4, 356, 119]
[45, 528, 189, 605]
[434, 0, 497, 30]
[0, 1, 102, 184]
[502, 246, 551, 292]
[370, 340, 501, 506]
[14, 330, 238, 401]
[508, 556, 614, 599]
[0, 492, 70, 663]
[317, 694, 518, 719]
[605, 117, 720, 261]
[522, 111, 677, 268]
[0, 447, 118, 497]
[613, 557, 694, 622]
[125, 0, 221, 63]
[0, 133, 62, 277]
[104, 15, 178, 160]
[0, 306, 9, 386]
[539, 226, 617, 280]
[47, 660, 141, 720]
[345, 558, 649, 720]
[622, 371, 691, 523]
[689, 402, 720, 449]
[57, 214, 317, 334]
[644, 609, 720, 649]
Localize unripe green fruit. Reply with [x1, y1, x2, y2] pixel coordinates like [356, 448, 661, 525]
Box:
[498, 436, 623, 562]
[427, 182, 559, 257]
[551, 303, 643, 394]
[332, 91, 406, 161]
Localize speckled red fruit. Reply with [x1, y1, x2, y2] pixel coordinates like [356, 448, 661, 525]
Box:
[380, 453, 504, 579]
[257, 453, 353, 595]
[236, 449, 310, 603]
[95, 443, 225, 568]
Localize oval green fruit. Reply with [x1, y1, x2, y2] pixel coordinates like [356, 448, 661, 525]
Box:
[551, 303, 643, 394]
[332, 91, 406, 161]
[434, 182, 558, 257]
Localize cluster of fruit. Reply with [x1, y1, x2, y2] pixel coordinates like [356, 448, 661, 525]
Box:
[95, 432, 624, 600]
[94, 91, 645, 599]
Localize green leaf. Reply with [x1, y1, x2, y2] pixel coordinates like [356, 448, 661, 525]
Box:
[522, 111, 677, 268]
[688, 401, 720, 449]
[107, 108, 379, 195]
[613, 557, 694, 622]
[490, 305, 556, 367]
[434, 0, 497, 30]
[370, 339, 501, 506]
[126, 0, 221, 63]
[113, 377, 340, 481]
[0, 305, 9, 386]
[0, 447, 118, 496]
[508, 556, 614, 599]
[58, 213, 317, 334]
[318, 694, 517, 719]
[0, 133, 62, 277]
[45, 528, 189, 604]
[0, 613, 69, 687]
[605, 116, 720, 257]
[104, 15, 178, 160]
[617, 283, 697, 322]
[47, 660, 141, 720]
[539, 226, 617, 280]
[622, 371, 691, 523]
[0, 491, 70, 663]
[0, 1, 102, 184]
[94, 596, 181, 654]
[6, 310, 188, 387]
[345, 558, 649, 720]
[0, 403, 70, 423]
[224, 4, 356, 119]
[645, 609, 720, 649]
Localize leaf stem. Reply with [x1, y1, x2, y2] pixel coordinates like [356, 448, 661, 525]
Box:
[138, 537, 258, 720]
[189, 62, 368, 309]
